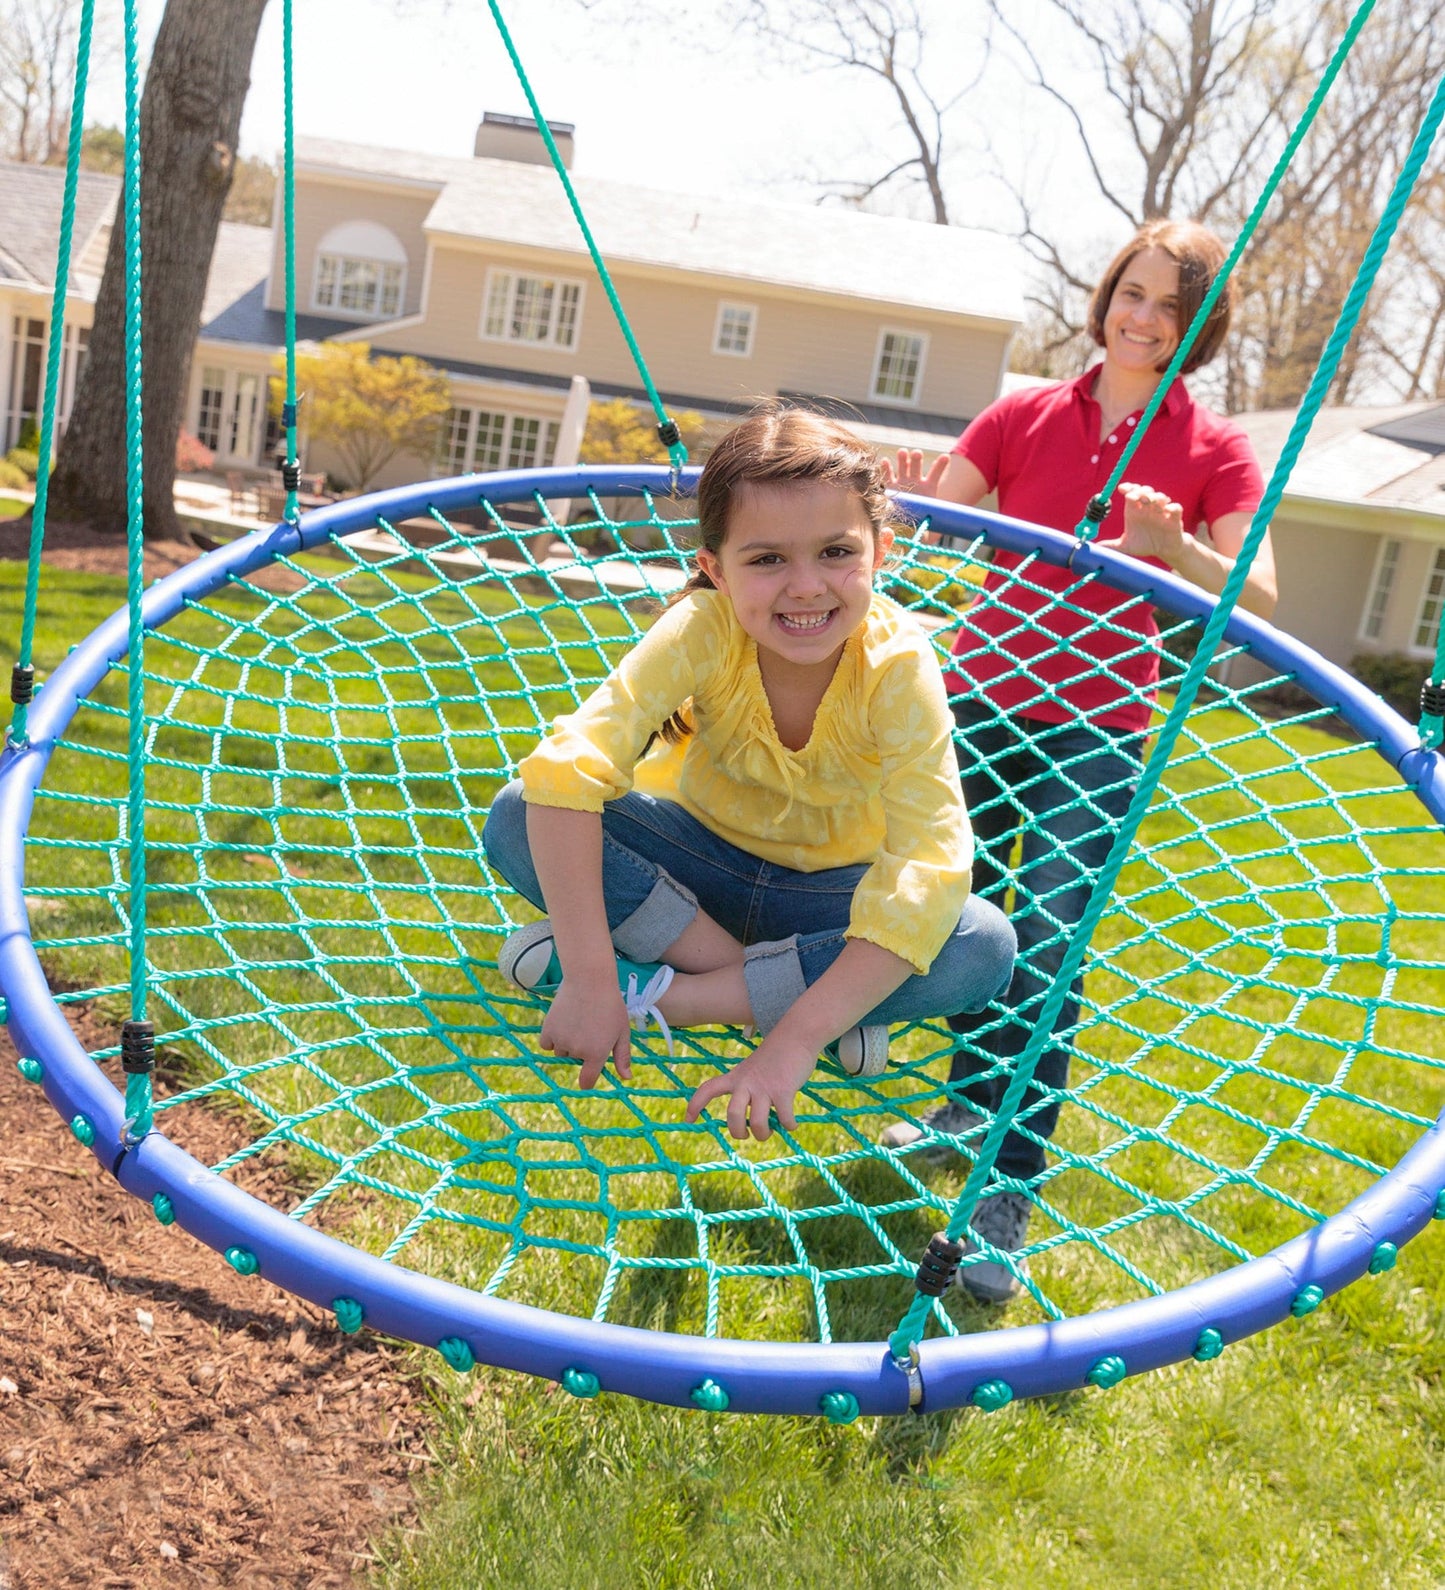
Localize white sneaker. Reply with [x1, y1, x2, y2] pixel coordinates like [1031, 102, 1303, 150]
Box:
[958, 1191, 1033, 1304]
[879, 1099, 984, 1158]
[826, 1024, 889, 1078]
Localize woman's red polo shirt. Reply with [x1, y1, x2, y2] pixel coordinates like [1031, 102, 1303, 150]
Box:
[943, 367, 1263, 734]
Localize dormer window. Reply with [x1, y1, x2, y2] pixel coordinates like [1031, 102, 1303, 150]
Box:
[312, 220, 408, 320]
[481, 270, 583, 350]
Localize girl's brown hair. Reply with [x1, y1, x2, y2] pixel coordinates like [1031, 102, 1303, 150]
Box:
[1086, 218, 1234, 376]
[656, 404, 893, 743]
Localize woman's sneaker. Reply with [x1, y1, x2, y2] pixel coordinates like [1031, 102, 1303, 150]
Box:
[497, 918, 677, 1052]
[826, 1024, 889, 1079]
[958, 1191, 1032, 1304]
[879, 1099, 983, 1160]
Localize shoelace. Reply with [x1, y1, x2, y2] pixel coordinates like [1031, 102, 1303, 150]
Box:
[622, 965, 675, 1054]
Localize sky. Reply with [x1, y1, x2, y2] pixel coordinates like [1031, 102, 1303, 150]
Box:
[80, 0, 1109, 263]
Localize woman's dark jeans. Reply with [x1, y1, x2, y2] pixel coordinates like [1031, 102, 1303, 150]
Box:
[947, 699, 1144, 1185]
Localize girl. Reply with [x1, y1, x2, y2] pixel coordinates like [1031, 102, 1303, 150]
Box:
[882, 219, 1272, 1300]
[482, 407, 1017, 1143]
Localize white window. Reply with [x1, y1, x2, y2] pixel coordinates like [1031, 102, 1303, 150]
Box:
[194, 366, 264, 463]
[713, 301, 755, 357]
[440, 407, 561, 475]
[871, 328, 928, 405]
[6, 315, 44, 448]
[480, 271, 583, 350]
[311, 220, 408, 320]
[59, 323, 89, 431]
[1360, 538, 1401, 642]
[196, 365, 226, 453]
[1412, 546, 1445, 654]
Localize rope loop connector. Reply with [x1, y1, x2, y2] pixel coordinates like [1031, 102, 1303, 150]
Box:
[1420, 680, 1445, 720]
[655, 417, 681, 449]
[280, 459, 301, 492]
[120, 1019, 155, 1075]
[10, 664, 35, 707]
[914, 1231, 964, 1297]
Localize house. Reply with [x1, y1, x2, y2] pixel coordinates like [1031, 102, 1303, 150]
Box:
[1232, 402, 1445, 678]
[191, 115, 1027, 487]
[0, 161, 113, 448]
[1, 116, 1026, 490]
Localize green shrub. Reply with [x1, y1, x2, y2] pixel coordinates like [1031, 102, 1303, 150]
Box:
[1350, 650, 1432, 720]
[0, 459, 30, 491]
[5, 448, 40, 480]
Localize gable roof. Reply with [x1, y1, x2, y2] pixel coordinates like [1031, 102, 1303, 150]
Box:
[295, 136, 1026, 326]
[0, 159, 117, 294]
[1234, 400, 1445, 521]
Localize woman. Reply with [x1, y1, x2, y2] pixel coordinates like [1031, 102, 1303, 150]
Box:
[881, 219, 1276, 1303]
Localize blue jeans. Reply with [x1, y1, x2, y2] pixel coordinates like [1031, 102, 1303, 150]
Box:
[482, 781, 1016, 1033]
[947, 700, 1145, 1183]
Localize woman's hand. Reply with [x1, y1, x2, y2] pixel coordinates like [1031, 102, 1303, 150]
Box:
[881, 448, 951, 498]
[539, 973, 633, 1090]
[1116, 481, 1187, 566]
[684, 1034, 818, 1142]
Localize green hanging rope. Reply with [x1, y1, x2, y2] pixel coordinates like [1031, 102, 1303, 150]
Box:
[1071, 0, 1380, 540]
[891, 39, 1445, 1364]
[280, 0, 300, 524]
[485, 0, 688, 474]
[8, 0, 96, 750]
[119, 0, 151, 1140]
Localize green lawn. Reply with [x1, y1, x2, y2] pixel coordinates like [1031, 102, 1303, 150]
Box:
[3, 532, 1444, 1589]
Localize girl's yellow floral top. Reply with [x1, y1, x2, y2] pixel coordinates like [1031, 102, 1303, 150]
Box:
[518, 589, 973, 972]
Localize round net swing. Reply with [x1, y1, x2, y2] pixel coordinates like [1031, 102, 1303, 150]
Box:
[3, 462, 1444, 1416]
[2, 0, 1444, 1420]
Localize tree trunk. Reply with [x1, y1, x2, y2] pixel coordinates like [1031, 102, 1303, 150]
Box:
[48, 0, 268, 539]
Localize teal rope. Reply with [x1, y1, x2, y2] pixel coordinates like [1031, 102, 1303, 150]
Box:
[1072, 0, 1379, 540]
[281, 0, 299, 523]
[890, 48, 1445, 1364]
[121, 0, 149, 1106]
[9, 0, 96, 748]
[485, 0, 687, 474]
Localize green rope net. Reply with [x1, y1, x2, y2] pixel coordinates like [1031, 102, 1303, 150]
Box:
[19, 488, 1445, 1351]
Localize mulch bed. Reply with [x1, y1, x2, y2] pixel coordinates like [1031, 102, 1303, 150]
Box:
[0, 1005, 436, 1589]
[0, 531, 439, 1587]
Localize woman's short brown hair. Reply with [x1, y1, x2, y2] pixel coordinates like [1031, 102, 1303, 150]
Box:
[1086, 219, 1233, 376]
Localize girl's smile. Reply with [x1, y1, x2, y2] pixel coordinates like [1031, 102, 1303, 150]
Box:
[697, 480, 891, 677]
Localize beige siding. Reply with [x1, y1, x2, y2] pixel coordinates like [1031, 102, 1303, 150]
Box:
[269, 175, 439, 320]
[1268, 512, 1382, 668]
[371, 242, 1008, 422]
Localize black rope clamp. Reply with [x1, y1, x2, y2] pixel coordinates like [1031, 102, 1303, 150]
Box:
[915, 1231, 965, 1297]
[1083, 494, 1110, 524]
[281, 401, 297, 429]
[120, 1020, 156, 1076]
[10, 664, 34, 707]
[1422, 680, 1445, 719]
[281, 460, 301, 492]
[656, 418, 681, 449]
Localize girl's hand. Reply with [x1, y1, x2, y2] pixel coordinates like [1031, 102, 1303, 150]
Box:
[881, 448, 950, 498]
[1116, 482, 1186, 566]
[539, 974, 633, 1089]
[684, 1035, 818, 1142]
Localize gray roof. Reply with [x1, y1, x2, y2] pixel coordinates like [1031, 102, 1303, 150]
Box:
[1234, 401, 1445, 520]
[201, 221, 273, 326]
[0, 159, 117, 292]
[295, 136, 1026, 325]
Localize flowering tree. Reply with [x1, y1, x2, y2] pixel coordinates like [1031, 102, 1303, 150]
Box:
[281, 341, 451, 493]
